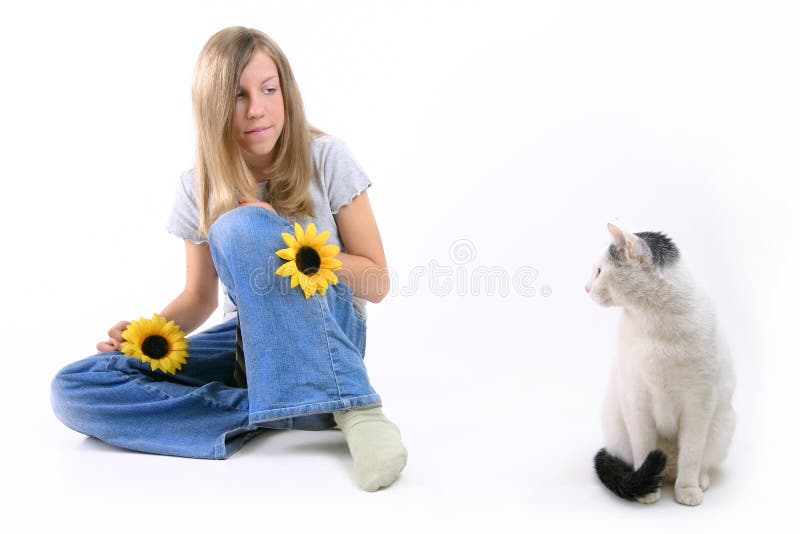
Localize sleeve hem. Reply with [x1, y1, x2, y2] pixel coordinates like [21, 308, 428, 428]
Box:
[331, 182, 372, 215]
[166, 227, 208, 245]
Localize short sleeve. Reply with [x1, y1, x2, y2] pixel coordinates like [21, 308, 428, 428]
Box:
[165, 169, 207, 244]
[316, 136, 372, 215]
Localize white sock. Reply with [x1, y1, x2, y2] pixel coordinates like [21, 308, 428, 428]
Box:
[334, 406, 408, 491]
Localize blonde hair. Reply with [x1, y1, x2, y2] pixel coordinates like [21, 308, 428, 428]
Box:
[191, 26, 321, 238]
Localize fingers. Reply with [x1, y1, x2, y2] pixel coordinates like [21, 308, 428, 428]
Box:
[96, 340, 116, 353]
[239, 197, 277, 213]
[108, 320, 130, 338]
[98, 320, 131, 353]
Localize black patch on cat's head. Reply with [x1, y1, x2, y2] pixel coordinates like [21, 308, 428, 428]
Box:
[634, 231, 680, 266]
[608, 243, 624, 266]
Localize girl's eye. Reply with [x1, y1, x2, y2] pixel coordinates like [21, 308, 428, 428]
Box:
[236, 86, 277, 99]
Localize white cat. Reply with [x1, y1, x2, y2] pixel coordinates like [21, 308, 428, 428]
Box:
[586, 223, 735, 506]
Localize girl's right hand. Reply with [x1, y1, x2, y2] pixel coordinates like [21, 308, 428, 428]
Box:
[238, 196, 277, 213]
[97, 320, 131, 353]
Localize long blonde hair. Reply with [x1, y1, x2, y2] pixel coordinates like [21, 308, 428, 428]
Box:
[192, 26, 320, 238]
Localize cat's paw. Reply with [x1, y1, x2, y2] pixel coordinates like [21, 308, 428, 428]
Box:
[636, 488, 661, 504]
[699, 472, 710, 491]
[675, 485, 704, 506]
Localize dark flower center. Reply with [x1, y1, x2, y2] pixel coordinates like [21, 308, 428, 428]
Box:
[296, 246, 321, 275]
[141, 335, 170, 359]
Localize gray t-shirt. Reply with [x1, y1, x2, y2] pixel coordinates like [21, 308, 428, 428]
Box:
[166, 134, 371, 322]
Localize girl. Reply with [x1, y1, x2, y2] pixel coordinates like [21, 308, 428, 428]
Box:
[50, 26, 407, 492]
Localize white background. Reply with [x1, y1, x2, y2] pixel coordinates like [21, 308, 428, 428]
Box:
[1, 0, 798, 531]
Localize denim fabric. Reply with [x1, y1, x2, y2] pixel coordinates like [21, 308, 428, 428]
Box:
[207, 206, 380, 422]
[51, 205, 381, 459]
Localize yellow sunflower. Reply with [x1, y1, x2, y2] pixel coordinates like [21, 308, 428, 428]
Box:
[275, 222, 342, 298]
[120, 313, 189, 375]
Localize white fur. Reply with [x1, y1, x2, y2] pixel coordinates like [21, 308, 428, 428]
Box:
[587, 224, 735, 506]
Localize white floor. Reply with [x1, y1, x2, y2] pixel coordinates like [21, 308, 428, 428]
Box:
[15, 292, 793, 532]
[20, 394, 782, 533]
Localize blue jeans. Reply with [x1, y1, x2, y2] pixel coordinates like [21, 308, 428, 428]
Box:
[51, 206, 381, 459]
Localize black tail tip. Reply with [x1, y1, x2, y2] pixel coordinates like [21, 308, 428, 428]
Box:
[641, 449, 667, 475]
[594, 448, 667, 501]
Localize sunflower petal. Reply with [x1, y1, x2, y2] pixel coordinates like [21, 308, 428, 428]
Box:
[171, 341, 189, 351]
[120, 341, 136, 356]
[321, 257, 343, 270]
[321, 269, 339, 285]
[122, 323, 141, 343]
[304, 223, 317, 243]
[165, 331, 184, 344]
[164, 325, 183, 340]
[275, 248, 297, 261]
[281, 232, 298, 248]
[312, 230, 330, 248]
[293, 222, 305, 241]
[300, 276, 314, 298]
[290, 273, 300, 288]
[276, 261, 298, 276]
[308, 273, 328, 296]
[318, 244, 339, 258]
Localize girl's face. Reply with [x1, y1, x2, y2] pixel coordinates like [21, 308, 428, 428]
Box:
[233, 50, 285, 175]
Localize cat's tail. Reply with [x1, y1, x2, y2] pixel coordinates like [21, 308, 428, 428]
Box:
[594, 448, 667, 501]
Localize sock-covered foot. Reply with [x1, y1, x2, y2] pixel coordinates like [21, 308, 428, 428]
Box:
[333, 406, 407, 491]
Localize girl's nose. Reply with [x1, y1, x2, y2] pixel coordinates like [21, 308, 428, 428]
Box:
[247, 103, 264, 119]
[247, 97, 266, 119]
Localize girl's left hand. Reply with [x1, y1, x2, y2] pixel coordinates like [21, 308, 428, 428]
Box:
[239, 196, 277, 214]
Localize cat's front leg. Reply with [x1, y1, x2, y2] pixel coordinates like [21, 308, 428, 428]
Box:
[621, 402, 661, 503]
[621, 400, 659, 469]
[675, 394, 715, 506]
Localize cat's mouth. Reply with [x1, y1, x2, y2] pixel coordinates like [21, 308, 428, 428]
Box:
[590, 290, 614, 307]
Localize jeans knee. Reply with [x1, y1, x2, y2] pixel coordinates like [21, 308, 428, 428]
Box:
[51, 364, 76, 426]
[208, 206, 290, 248]
[50, 354, 114, 423]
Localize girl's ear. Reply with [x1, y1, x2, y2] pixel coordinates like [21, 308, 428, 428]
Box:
[607, 222, 640, 260]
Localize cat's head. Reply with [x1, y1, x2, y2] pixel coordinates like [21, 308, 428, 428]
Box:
[585, 223, 681, 307]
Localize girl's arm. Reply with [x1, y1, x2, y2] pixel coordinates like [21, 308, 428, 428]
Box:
[159, 241, 219, 333]
[97, 241, 218, 351]
[333, 191, 390, 303]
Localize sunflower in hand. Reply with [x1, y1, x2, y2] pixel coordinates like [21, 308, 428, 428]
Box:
[275, 222, 342, 298]
[120, 314, 189, 375]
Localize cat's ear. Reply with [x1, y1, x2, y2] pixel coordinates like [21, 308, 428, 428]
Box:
[607, 223, 639, 260]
